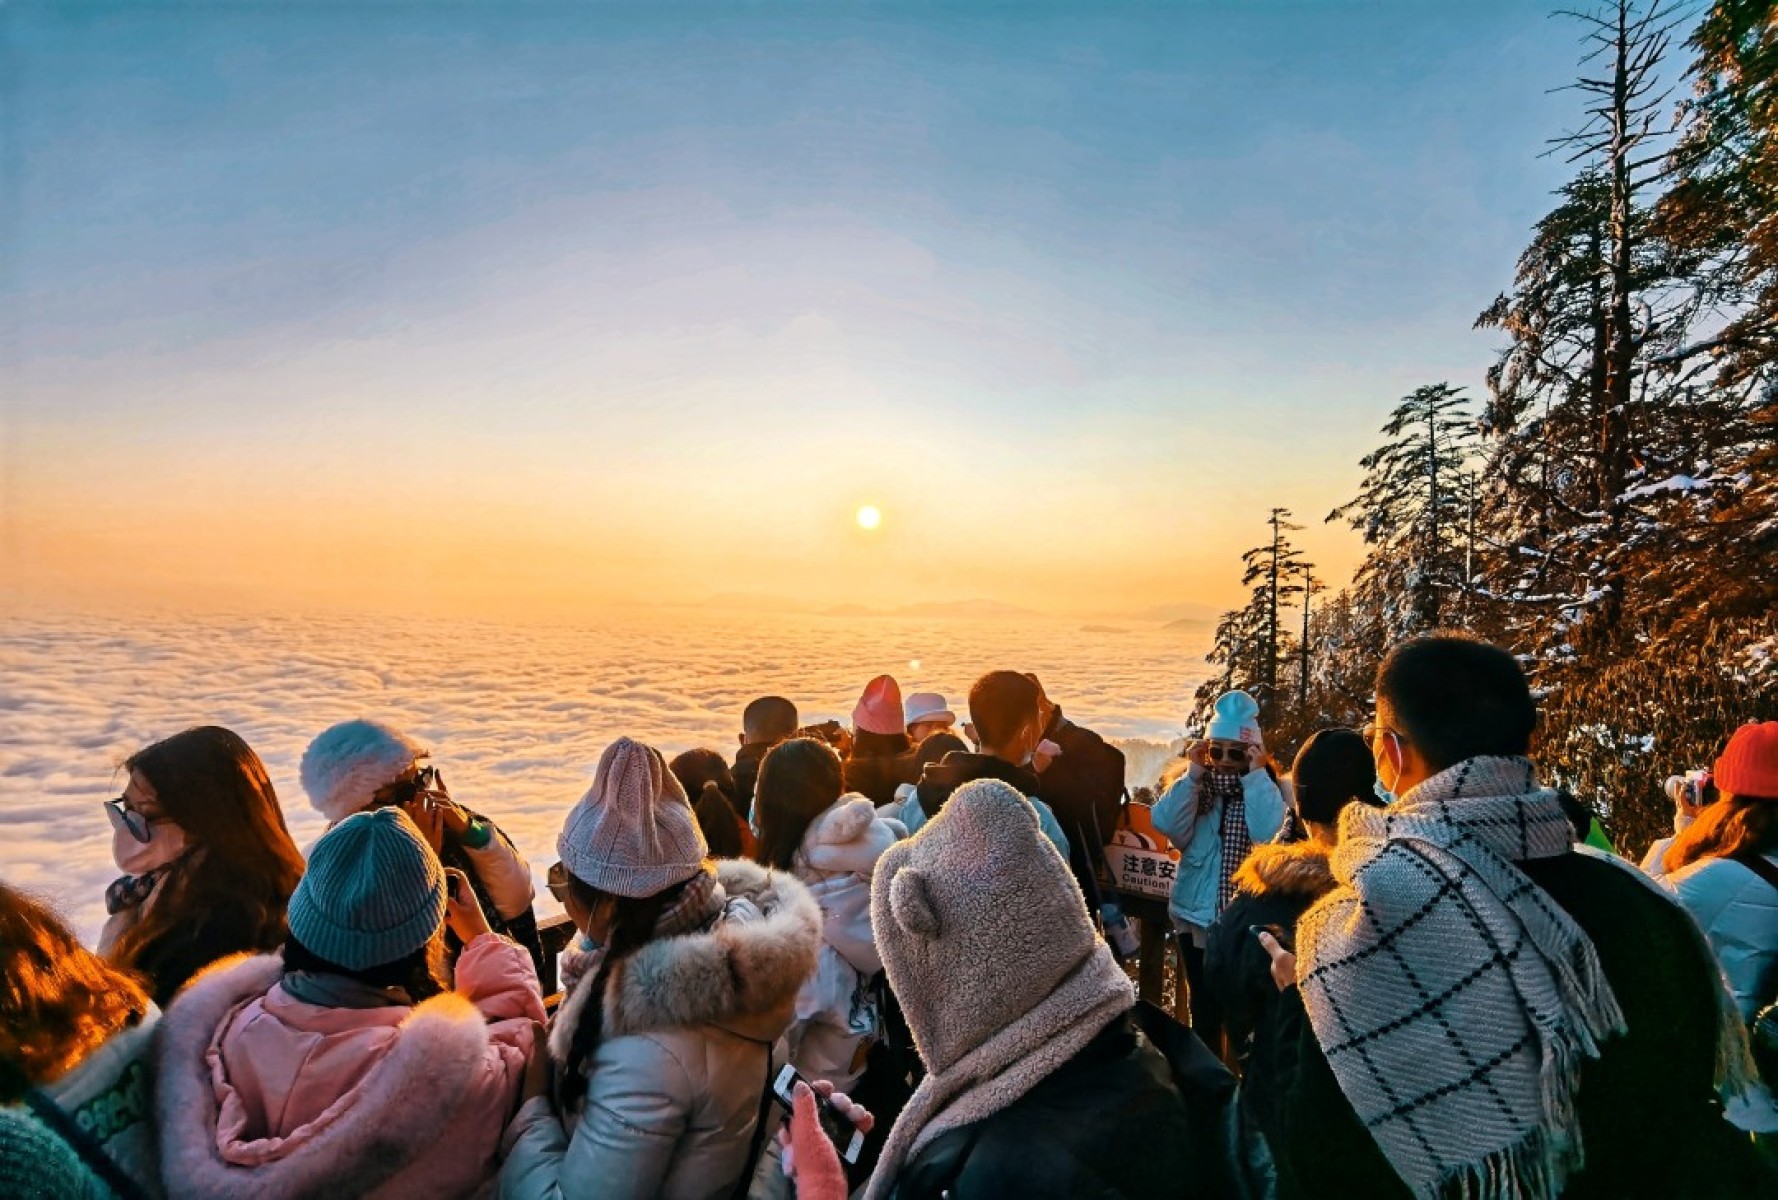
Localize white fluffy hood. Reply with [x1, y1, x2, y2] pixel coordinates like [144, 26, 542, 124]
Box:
[798, 795, 905, 878]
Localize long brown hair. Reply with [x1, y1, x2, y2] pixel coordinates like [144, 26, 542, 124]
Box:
[111, 726, 305, 973]
[0, 883, 151, 1087]
[1663, 792, 1778, 874]
[754, 737, 845, 871]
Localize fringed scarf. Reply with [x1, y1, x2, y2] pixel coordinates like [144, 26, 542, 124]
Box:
[1296, 757, 1624, 1200]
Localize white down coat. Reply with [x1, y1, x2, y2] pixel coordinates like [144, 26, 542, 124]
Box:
[787, 795, 905, 1091]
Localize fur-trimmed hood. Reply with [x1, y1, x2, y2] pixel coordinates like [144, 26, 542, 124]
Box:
[549, 858, 821, 1065]
[1232, 840, 1335, 901]
[155, 953, 502, 1199]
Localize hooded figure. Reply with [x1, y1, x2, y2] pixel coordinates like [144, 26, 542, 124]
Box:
[499, 737, 824, 1200]
[156, 808, 545, 1200]
[862, 780, 1196, 1200]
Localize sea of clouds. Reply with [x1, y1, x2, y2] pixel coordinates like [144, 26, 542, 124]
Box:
[0, 606, 1206, 943]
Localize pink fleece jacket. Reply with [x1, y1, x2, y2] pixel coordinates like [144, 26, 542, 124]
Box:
[157, 933, 544, 1200]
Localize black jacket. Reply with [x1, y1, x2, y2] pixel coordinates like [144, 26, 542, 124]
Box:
[732, 742, 771, 811]
[892, 1012, 1199, 1200]
[1037, 709, 1126, 904]
[1202, 840, 1335, 1150]
[1267, 847, 1772, 1200]
[914, 753, 1042, 819]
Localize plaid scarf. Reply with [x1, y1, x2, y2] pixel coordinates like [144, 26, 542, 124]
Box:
[1296, 757, 1625, 1200]
[1207, 768, 1251, 914]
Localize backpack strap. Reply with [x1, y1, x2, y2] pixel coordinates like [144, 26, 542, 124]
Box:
[728, 1044, 778, 1200]
[1731, 851, 1778, 896]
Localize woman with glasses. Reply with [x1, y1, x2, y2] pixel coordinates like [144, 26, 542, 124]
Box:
[1150, 689, 1287, 1051]
[299, 718, 544, 974]
[99, 726, 305, 1007]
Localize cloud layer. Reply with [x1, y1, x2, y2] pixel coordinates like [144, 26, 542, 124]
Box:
[1, 607, 1207, 943]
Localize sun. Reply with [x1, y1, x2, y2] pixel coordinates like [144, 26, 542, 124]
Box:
[855, 504, 882, 531]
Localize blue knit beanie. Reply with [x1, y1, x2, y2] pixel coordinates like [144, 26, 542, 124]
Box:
[288, 808, 446, 970]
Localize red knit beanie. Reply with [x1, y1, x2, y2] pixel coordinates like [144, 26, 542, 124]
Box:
[1714, 721, 1778, 800]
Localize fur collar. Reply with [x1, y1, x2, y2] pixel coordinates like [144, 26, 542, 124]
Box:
[1232, 840, 1335, 901]
[156, 953, 493, 1199]
[549, 859, 821, 1064]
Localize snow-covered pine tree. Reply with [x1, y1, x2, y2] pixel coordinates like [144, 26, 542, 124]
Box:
[1328, 383, 1481, 640]
[1240, 507, 1306, 724]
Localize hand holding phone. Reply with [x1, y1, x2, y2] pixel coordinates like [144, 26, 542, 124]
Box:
[772, 1064, 867, 1166]
[444, 867, 492, 944]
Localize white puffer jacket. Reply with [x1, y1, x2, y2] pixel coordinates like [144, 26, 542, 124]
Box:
[1649, 849, 1778, 1023]
[788, 796, 905, 1091]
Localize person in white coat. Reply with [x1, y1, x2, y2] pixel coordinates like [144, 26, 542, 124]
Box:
[752, 736, 905, 1092]
[1644, 721, 1778, 1135]
[1150, 689, 1286, 1046]
[499, 737, 822, 1200]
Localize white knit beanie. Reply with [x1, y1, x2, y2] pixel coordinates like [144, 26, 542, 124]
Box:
[871, 779, 1104, 1073]
[557, 737, 708, 899]
[1206, 689, 1264, 749]
[301, 719, 428, 824]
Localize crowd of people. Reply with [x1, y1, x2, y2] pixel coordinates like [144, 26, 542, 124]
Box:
[2, 636, 1775, 1198]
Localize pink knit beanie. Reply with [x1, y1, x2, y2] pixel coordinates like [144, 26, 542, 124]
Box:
[557, 737, 708, 898]
[853, 675, 906, 737]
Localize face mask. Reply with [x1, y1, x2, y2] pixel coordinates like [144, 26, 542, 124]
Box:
[1373, 731, 1404, 804]
[111, 818, 187, 877]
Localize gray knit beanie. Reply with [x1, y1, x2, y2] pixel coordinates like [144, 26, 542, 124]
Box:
[287, 807, 447, 970]
[557, 737, 708, 899]
[871, 779, 1103, 1074]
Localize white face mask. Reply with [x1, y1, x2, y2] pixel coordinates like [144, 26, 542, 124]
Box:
[111, 818, 187, 877]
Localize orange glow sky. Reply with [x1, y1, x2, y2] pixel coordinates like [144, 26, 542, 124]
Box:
[2, 3, 1580, 622]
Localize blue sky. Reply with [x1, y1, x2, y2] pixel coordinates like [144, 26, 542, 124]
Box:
[2, 1, 1594, 617]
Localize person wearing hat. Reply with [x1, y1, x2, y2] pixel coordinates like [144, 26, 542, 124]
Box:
[301, 719, 543, 974]
[859, 779, 1196, 1199]
[845, 676, 920, 806]
[902, 693, 957, 745]
[1649, 722, 1778, 1033]
[499, 737, 823, 1200]
[1151, 689, 1287, 1045]
[156, 807, 546, 1199]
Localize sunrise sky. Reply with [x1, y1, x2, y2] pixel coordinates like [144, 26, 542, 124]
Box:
[3, 1, 1583, 621]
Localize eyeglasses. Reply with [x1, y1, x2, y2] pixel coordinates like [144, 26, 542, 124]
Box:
[547, 861, 571, 905]
[104, 797, 156, 844]
[1206, 744, 1249, 764]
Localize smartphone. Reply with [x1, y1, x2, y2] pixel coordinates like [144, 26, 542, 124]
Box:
[1249, 923, 1293, 952]
[771, 1063, 865, 1166]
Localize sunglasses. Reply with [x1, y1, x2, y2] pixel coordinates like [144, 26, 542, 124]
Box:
[375, 764, 447, 810]
[1206, 744, 1250, 764]
[547, 861, 571, 905]
[104, 797, 156, 844]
